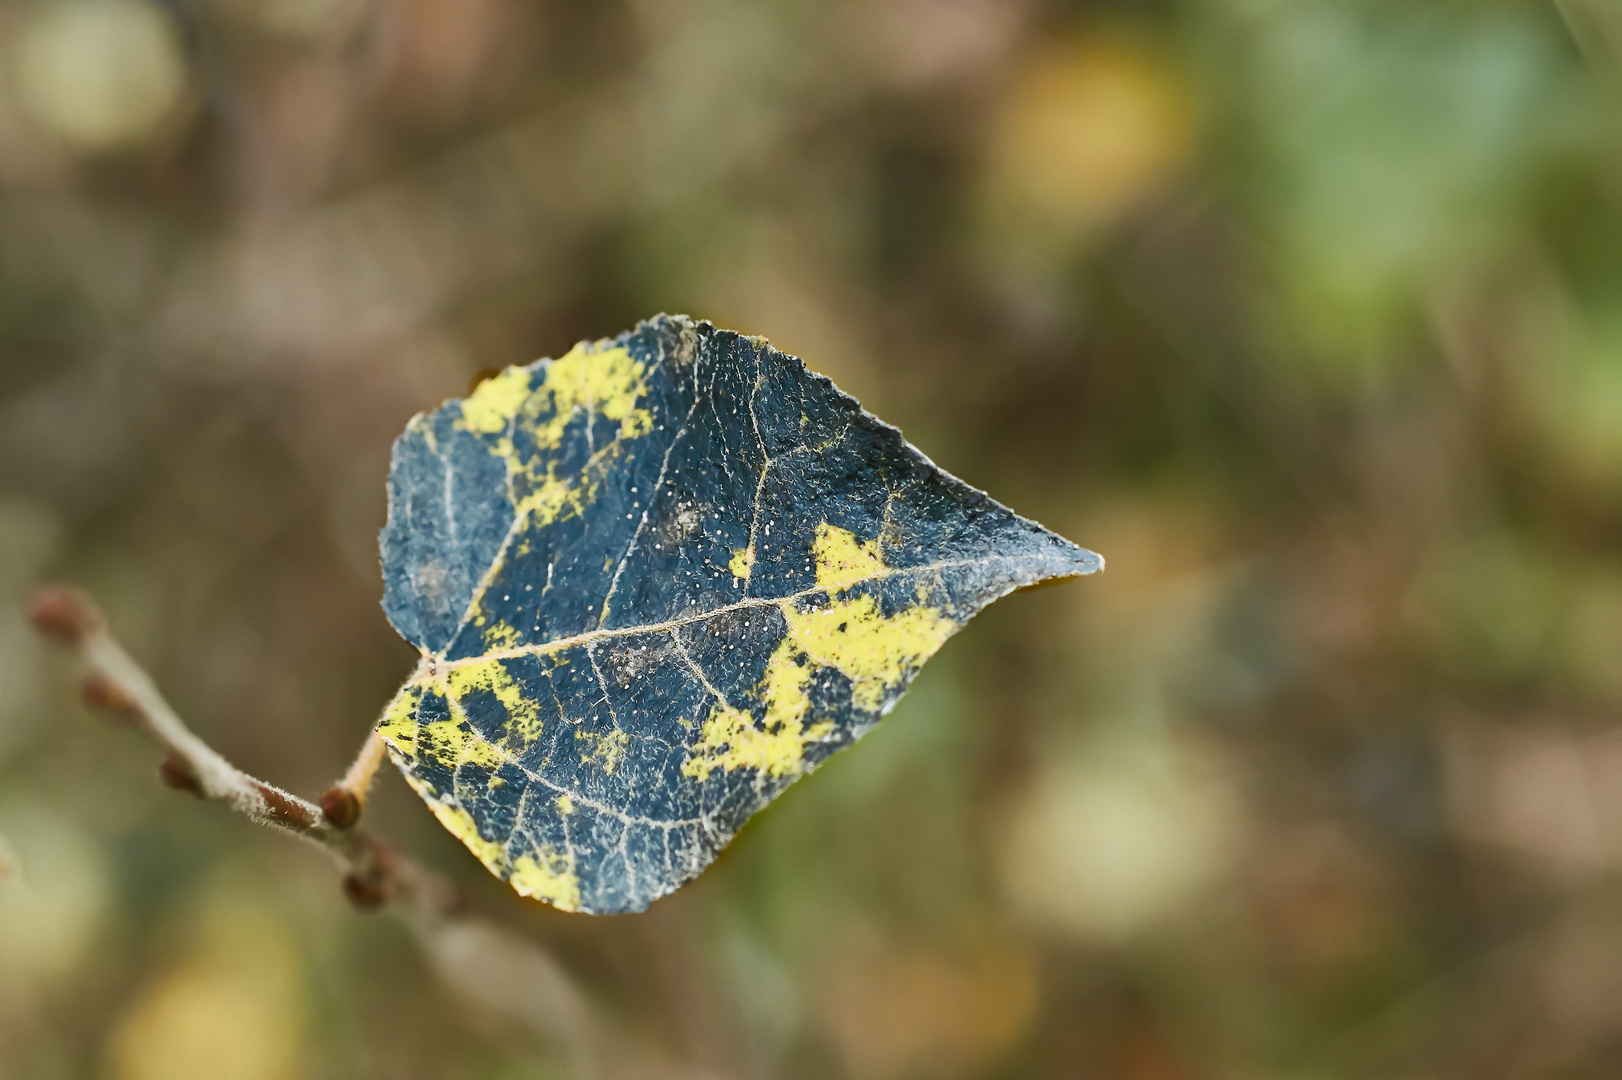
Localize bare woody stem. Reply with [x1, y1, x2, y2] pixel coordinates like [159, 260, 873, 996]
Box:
[27, 585, 448, 915]
[24, 584, 644, 1077]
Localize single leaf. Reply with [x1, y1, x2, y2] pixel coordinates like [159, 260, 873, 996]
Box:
[376, 315, 1102, 914]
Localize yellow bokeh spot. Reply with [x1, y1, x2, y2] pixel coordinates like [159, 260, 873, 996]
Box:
[109, 903, 304, 1080]
[993, 36, 1192, 225]
[16, 0, 189, 154]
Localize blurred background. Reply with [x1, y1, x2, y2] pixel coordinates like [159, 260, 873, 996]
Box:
[2, 0, 1622, 1076]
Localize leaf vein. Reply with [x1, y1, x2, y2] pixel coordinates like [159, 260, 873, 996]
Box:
[430, 553, 1041, 672]
[439, 689, 704, 828]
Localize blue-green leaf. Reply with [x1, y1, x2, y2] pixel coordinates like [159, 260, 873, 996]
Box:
[376, 315, 1101, 913]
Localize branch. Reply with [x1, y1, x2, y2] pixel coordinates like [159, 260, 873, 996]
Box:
[25, 584, 654, 1075]
[0, 829, 17, 885]
[30, 585, 423, 909]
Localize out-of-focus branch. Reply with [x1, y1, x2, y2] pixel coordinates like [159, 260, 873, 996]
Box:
[26, 584, 636, 1076]
[0, 829, 17, 884]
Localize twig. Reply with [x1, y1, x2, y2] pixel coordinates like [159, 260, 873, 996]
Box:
[25, 584, 634, 1075]
[29, 585, 419, 910]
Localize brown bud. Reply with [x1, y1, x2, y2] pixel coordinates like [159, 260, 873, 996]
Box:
[158, 755, 203, 797]
[466, 367, 501, 397]
[28, 586, 102, 644]
[341, 870, 392, 911]
[81, 672, 135, 714]
[319, 787, 361, 829]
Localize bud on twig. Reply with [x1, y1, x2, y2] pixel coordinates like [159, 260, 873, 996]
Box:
[28, 586, 103, 644]
[81, 672, 136, 714]
[320, 787, 362, 829]
[158, 755, 204, 797]
[342, 868, 393, 910]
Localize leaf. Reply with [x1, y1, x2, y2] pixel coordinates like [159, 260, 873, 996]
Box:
[376, 315, 1102, 914]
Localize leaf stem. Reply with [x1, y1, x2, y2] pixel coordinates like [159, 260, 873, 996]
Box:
[321, 730, 390, 829]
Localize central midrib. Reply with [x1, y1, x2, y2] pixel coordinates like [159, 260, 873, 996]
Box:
[420, 553, 1026, 678]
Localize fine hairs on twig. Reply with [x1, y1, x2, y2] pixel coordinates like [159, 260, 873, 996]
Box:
[24, 584, 685, 1078]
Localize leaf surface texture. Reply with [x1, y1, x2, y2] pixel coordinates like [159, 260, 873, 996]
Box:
[378, 315, 1101, 913]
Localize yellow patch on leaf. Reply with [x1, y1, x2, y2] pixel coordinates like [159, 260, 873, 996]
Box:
[784, 591, 955, 712]
[425, 801, 508, 872]
[444, 660, 545, 744]
[683, 686, 834, 782]
[375, 684, 422, 753]
[684, 521, 957, 780]
[457, 366, 534, 435]
[519, 342, 652, 452]
[577, 728, 630, 774]
[462, 343, 658, 530]
[508, 848, 581, 911]
[812, 523, 885, 592]
[415, 709, 507, 770]
[477, 617, 522, 650]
